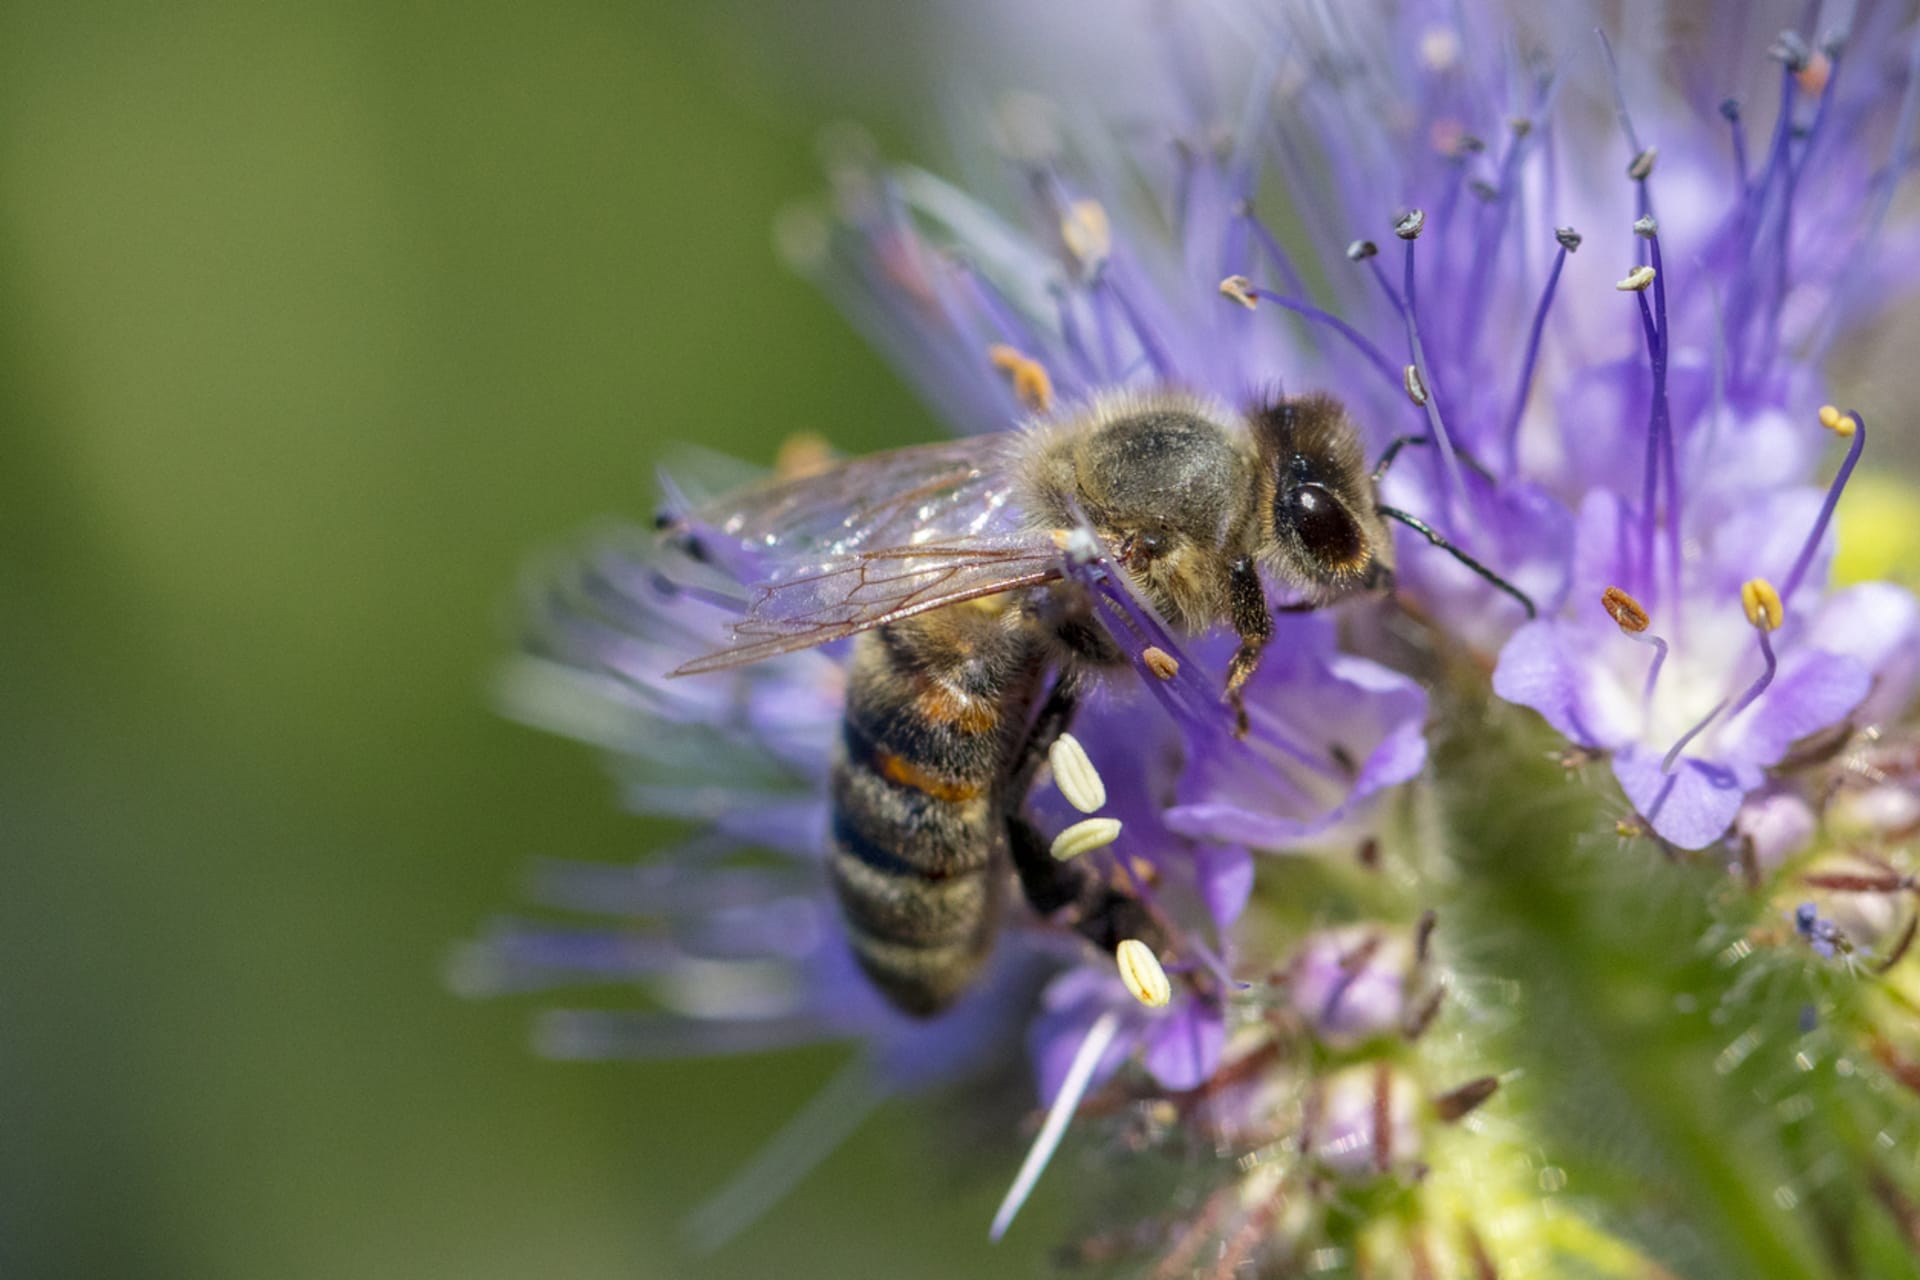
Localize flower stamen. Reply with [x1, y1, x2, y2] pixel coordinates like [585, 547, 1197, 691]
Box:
[988, 1008, 1121, 1242]
[1218, 276, 1400, 388]
[1661, 578, 1786, 773]
[1502, 227, 1579, 472]
[1780, 408, 1867, 601]
[1051, 817, 1123, 861]
[1116, 938, 1173, 1007]
[987, 344, 1054, 412]
[1048, 733, 1107, 814]
[1602, 585, 1669, 711]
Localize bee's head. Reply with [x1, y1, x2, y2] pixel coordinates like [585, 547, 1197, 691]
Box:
[1250, 393, 1388, 592]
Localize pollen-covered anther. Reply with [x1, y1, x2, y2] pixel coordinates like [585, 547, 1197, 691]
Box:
[1633, 215, 1658, 239]
[988, 344, 1054, 412]
[1115, 939, 1172, 1008]
[1141, 646, 1180, 680]
[1616, 265, 1657, 292]
[1048, 733, 1107, 814]
[1393, 208, 1426, 240]
[1051, 816, 1122, 861]
[1218, 275, 1258, 310]
[1555, 225, 1583, 252]
[1059, 199, 1111, 269]
[1741, 578, 1784, 632]
[1602, 585, 1651, 634]
[1402, 364, 1428, 407]
[1796, 50, 1832, 96]
[1627, 146, 1658, 180]
[1818, 404, 1856, 437]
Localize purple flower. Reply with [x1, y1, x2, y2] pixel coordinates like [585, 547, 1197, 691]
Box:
[471, 0, 1920, 1258]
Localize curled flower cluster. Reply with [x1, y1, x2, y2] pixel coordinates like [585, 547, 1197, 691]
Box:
[465, 0, 1920, 1273]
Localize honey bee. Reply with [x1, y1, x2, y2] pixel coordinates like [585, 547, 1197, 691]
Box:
[659, 391, 1531, 1016]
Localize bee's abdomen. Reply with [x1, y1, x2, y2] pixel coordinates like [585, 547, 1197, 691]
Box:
[827, 615, 1040, 1017]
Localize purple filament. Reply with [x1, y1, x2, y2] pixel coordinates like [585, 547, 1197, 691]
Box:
[1780, 411, 1867, 602]
[1502, 243, 1570, 474]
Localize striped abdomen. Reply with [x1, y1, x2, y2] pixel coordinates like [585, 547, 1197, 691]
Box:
[828, 605, 1047, 1017]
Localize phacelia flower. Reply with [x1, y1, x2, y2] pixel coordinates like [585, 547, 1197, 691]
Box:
[471, 0, 1920, 1273]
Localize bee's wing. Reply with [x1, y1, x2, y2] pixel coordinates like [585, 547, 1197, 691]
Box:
[662, 434, 1067, 675]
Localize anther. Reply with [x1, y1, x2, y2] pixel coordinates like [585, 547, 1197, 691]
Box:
[1508, 116, 1534, 137]
[1769, 30, 1812, 73]
[988, 344, 1054, 412]
[1051, 817, 1122, 861]
[1555, 226, 1583, 252]
[1217, 275, 1258, 310]
[1796, 51, 1832, 97]
[1403, 364, 1429, 407]
[1116, 939, 1172, 1008]
[1346, 239, 1378, 262]
[773, 431, 834, 480]
[1627, 146, 1658, 180]
[1468, 178, 1499, 202]
[1818, 403, 1854, 437]
[1602, 586, 1650, 633]
[1719, 98, 1742, 122]
[1048, 734, 1107, 814]
[1633, 215, 1659, 239]
[1060, 199, 1111, 269]
[1393, 209, 1426, 240]
[1141, 646, 1180, 680]
[1741, 578, 1784, 632]
[1616, 265, 1657, 292]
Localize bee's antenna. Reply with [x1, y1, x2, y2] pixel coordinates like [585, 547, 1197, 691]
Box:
[1375, 505, 1537, 619]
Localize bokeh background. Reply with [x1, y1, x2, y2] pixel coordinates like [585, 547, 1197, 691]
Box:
[0, 3, 1068, 1277]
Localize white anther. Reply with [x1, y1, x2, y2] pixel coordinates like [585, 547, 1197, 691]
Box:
[1051, 817, 1122, 861]
[1403, 364, 1428, 406]
[1060, 199, 1112, 269]
[1615, 265, 1657, 292]
[1048, 733, 1107, 814]
[1116, 939, 1172, 1008]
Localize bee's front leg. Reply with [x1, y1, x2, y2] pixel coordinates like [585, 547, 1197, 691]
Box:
[1224, 557, 1274, 737]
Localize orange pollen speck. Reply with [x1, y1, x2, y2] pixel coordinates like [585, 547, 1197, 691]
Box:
[1602, 586, 1651, 634]
[1142, 646, 1180, 680]
[1796, 51, 1832, 97]
[988, 344, 1054, 412]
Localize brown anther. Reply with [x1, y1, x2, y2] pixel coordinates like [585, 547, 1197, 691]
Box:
[1142, 646, 1180, 680]
[1432, 1075, 1501, 1122]
[1602, 585, 1651, 633]
[987, 344, 1054, 412]
[1628, 146, 1658, 180]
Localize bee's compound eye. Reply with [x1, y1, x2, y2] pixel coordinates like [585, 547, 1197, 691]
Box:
[1278, 484, 1367, 573]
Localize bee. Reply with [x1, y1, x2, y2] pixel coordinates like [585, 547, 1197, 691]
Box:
[659, 391, 1531, 1016]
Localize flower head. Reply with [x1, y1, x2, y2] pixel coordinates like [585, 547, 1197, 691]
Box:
[474, 0, 1920, 1270]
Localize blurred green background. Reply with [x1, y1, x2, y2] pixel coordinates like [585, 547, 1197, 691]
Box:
[0, 3, 1054, 1276]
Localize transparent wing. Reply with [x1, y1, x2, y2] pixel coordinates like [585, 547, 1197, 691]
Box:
[661, 434, 1067, 674]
